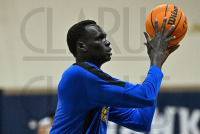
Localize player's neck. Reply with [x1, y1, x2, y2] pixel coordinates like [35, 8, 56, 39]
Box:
[76, 58, 102, 68]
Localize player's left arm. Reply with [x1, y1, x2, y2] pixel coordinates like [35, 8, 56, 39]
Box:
[108, 102, 156, 132]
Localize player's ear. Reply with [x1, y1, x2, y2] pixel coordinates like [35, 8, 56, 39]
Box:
[77, 41, 87, 52]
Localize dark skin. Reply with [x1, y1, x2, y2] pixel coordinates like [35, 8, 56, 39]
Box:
[76, 17, 179, 69]
[144, 17, 180, 69]
[76, 24, 112, 68]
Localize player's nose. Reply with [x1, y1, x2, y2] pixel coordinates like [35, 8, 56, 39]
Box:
[105, 40, 110, 46]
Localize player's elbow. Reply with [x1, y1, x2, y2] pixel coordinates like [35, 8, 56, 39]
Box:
[139, 125, 151, 132]
[133, 111, 152, 132]
[145, 125, 151, 132]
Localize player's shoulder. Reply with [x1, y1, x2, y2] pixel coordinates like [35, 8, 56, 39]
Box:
[62, 63, 88, 78]
[74, 62, 127, 87]
[73, 62, 108, 79]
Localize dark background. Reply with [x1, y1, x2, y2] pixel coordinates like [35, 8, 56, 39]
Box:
[0, 90, 200, 134]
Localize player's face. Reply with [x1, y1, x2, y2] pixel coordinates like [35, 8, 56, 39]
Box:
[83, 25, 112, 64]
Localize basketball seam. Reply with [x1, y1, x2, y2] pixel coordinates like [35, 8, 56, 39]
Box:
[151, 10, 154, 29]
[168, 11, 183, 37]
[164, 4, 169, 17]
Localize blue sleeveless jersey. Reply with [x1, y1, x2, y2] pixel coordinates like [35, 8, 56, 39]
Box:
[50, 62, 163, 134]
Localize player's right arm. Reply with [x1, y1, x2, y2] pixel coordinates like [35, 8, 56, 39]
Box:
[83, 64, 163, 108]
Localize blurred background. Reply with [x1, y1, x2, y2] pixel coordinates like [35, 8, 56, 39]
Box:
[0, 0, 200, 134]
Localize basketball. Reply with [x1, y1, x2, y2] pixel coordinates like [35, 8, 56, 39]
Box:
[146, 4, 188, 45]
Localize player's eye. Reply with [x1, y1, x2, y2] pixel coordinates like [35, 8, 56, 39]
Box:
[95, 35, 104, 40]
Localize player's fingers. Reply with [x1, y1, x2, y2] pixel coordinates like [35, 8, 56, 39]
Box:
[164, 25, 175, 38]
[160, 17, 167, 35]
[144, 43, 148, 50]
[165, 36, 176, 43]
[144, 32, 151, 43]
[154, 19, 158, 35]
[144, 42, 152, 49]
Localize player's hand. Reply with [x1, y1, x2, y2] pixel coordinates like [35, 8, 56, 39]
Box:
[144, 43, 180, 66]
[144, 17, 176, 69]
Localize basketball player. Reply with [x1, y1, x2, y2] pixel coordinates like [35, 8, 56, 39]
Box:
[50, 18, 179, 133]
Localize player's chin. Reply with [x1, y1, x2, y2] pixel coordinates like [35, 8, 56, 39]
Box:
[105, 55, 111, 61]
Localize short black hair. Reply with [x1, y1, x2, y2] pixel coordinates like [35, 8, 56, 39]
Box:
[67, 20, 97, 57]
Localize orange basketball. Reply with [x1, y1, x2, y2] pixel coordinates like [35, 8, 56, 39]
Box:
[146, 4, 188, 45]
